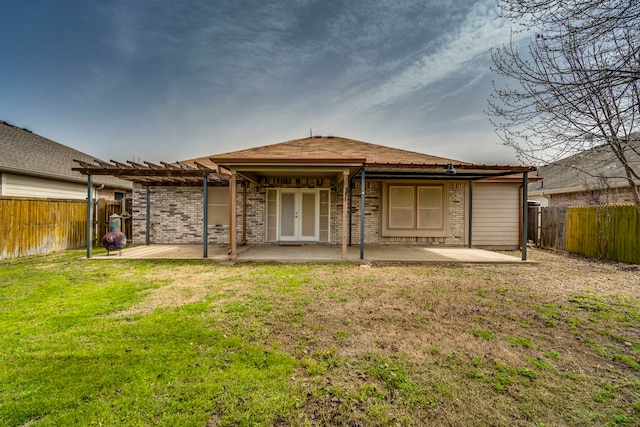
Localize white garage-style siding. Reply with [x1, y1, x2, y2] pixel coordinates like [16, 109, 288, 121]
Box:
[472, 182, 521, 248]
[1, 173, 88, 199]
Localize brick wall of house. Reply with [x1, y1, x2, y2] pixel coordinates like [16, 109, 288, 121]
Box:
[132, 179, 468, 246]
[548, 186, 638, 207]
[242, 181, 264, 244]
[96, 187, 132, 201]
[343, 181, 466, 245]
[447, 182, 466, 245]
[132, 184, 236, 245]
[342, 181, 382, 244]
[330, 182, 346, 245]
[132, 185, 203, 245]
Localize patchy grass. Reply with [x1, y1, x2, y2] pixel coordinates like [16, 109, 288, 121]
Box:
[0, 248, 639, 426]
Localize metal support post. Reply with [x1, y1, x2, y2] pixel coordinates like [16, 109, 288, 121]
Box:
[203, 175, 208, 258]
[522, 172, 528, 261]
[360, 167, 365, 260]
[145, 185, 151, 246]
[86, 175, 93, 258]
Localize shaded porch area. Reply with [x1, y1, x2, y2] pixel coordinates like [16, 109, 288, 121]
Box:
[89, 244, 531, 264]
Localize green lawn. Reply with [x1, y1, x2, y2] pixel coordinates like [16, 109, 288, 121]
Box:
[1, 249, 639, 426]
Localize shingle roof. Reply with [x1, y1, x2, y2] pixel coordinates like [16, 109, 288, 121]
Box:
[208, 136, 470, 165]
[529, 139, 640, 193]
[71, 135, 533, 184]
[0, 120, 132, 189]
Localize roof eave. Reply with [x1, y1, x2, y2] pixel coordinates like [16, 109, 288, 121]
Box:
[529, 179, 640, 196]
[211, 157, 367, 166]
[1, 167, 133, 190]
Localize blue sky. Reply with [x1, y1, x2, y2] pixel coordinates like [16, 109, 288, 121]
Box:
[1, 0, 523, 165]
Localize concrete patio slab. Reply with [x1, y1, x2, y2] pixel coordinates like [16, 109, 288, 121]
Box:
[90, 244, 530, 264]
[91, 245, 249, 260]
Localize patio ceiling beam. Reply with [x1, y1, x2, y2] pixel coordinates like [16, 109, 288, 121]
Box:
[160, 161, 181, 170]
[235, 171, 260, 183]
[143, 161, 164, 170]
[111, 160, 135, 169]
[73, 165, 218, 177]
[176, 161, 197, 170]
[93, 159, 117, 169]
[194, 161, 217, 171]
[126, 160, 147, 169]
[72, 159, 228, 188]
[72, 168, 214, 177]
[358, 170, 530, 180]
[364, 163, 536, 172]
[358, 174, 491, 181]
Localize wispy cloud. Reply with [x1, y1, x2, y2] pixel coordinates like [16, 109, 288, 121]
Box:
[346, 0, 510, 112]
[15, 0, 523, 163]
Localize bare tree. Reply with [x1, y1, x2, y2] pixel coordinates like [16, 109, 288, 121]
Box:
[488, 0, 640, 211]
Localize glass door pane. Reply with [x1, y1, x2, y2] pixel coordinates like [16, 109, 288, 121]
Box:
[280, 192, 296, 239]
[300, 192, 317, 238]
[266, 189, 277, 241]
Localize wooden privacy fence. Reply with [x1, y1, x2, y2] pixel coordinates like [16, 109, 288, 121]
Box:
[0, 197, 131, 260]
[535, 204, 639, 264]
[0, 197, 86, 260]
[540, 206, 567, 252]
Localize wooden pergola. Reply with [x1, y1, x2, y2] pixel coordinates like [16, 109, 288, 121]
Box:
[72, 158, 230, 259]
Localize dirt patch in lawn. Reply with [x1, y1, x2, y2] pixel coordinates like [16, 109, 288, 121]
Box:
[111, 265, 240, 316]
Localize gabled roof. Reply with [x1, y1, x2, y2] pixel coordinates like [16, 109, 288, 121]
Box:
[209, 135, 467, 165]
[529, 139, 640, 194]
[208, 135, 534, 182]
[0, 120, 132, 189]
[74, 135, 535, 185]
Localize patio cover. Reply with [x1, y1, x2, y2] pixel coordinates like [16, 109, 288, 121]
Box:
[73, 136, 536, 261]
[209, 136, 536, 260]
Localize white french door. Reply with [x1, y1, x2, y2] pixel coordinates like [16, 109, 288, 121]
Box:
[279, 189, 318, 241]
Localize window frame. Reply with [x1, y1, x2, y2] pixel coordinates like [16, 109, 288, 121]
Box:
[382, 182, 447, 237]
[207, 186, 230, 226]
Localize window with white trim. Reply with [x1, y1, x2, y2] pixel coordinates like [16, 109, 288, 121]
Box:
[383, 183, 446, 237]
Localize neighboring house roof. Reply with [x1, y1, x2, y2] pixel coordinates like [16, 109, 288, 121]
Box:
[0, 120, 132, 189]
[529, 139, 640, 195]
